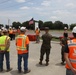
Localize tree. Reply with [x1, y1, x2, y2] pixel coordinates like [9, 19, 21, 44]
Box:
[12, 22, 21, 29]
[38, 20, 43, 29]
[54, 21, 63, 30]
[5, 25, 9, 29]
[43, 21, 53, 29]
[0, 24, 4, 29]
[70, 23, 76, 30]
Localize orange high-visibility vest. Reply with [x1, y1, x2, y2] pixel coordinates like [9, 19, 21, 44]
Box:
[36, 30, 40, 35]
[9, 30, 13, 34]
[66, 39, 76, 69]
[16, 34, 28, 54]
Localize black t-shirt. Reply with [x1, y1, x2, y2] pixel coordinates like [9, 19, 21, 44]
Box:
[64, 44, 69, 53]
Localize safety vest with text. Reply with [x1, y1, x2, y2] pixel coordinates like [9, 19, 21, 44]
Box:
[0, 36, 10, 52]
[16, 35, 28, 54]
[66, 39, 76, 69]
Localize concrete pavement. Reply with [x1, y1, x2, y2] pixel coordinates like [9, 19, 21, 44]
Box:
[0, 40, 66, 75]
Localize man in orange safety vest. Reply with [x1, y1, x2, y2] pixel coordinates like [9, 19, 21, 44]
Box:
[16, 27, 30, 74]
[65, 26, 76, 75]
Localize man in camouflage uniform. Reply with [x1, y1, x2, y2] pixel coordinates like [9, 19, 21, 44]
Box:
[60, 32, 69, 65]
[39, 27, 52, 66]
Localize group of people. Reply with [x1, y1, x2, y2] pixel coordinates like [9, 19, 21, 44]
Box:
[0, 27, 30, 74]
[0, 26, 76, 75]
[60, 26, 76, 75]
[0, 26, 52, 74]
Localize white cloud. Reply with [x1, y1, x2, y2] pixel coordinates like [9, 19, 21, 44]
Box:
[20, 6, 29, 10]
[28, 2, 34, 5]
[50, 16, 57, 19]
[53, 10, 70, 15]
[66, 3, 76, 8]
[41, 0, 51, 6]
[16, 0, 26, 3]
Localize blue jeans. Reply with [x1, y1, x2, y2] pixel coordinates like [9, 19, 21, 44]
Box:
[66, 69, 75, 75]
[0, 52, 10, 70]
[18, 53, 28, 71]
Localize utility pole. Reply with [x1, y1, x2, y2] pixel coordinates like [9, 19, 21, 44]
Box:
[8, 19, 10, 26]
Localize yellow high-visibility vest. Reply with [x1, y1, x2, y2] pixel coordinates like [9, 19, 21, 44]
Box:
[0, 35, 10, 51]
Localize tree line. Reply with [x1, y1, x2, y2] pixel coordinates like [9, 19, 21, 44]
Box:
[0, 20, 76, 30]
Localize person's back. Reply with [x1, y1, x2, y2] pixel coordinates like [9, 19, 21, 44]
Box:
[64, 26, 76, 75]
[16, 27, 30, 74]
[0, 29, 12, 72]
[42, 33, 52, 49]
[39, 27, 52, 66]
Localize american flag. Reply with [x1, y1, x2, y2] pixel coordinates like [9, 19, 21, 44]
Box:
[29, 18, 34, 25]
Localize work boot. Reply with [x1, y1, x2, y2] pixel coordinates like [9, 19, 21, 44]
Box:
[45, 62, 49, 66]
[39, 61, 42, 65]
[24, 69, 31, 74]
[6, 68, 12, 72]
[18, 70, 22, 73]
[0, 69, 3, 72]
[61, 61, 65, 65]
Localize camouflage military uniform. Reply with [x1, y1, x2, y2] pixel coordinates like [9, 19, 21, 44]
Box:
[60, 37, 69, 64]
[39, 33, 52, 65]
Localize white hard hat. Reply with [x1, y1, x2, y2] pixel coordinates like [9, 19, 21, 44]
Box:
[64, 27, 67, 30]
[1, 27, 4, 30]
[9, 27, 12, 29]
[3, 28, 8, 32]
[20, 27, 26, 31]
[72, 26, 76, 33]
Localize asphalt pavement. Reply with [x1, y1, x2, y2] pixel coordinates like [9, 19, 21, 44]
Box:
[0, 40, 66, 75]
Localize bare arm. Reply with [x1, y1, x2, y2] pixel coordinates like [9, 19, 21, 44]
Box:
[64, 53, 76, 74]
[60, 41, 65, 46]
[26, 44, 29, 51]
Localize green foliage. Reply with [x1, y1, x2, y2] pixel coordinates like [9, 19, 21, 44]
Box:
[12, 22, 21, 29]
[0, 20, 72, 31]
[54, 21, 63, 30]
[38, 20, 43, 28]
[43, 21, 53, 29]
[70, 24, 76, 30]
[0, 24, 4, 29]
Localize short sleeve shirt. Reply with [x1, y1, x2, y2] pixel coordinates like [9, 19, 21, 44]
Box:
[64, 44, 69, 53]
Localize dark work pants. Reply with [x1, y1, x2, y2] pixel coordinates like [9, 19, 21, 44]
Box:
[0, 52, 10, 70]
[66, 69, 74, 75]
[18, 53, 28, 71]
[40, 49, 50, 62]
[61, 49, 65, 62]
[9, 34, 13, 40]
[13, 34, 15, 40]
[36, 35, 40, 43]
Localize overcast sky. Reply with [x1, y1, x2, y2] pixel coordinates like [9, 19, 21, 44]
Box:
[0, 0, 76, 25]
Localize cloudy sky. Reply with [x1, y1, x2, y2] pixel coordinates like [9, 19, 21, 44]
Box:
[0, 0, 76, 25]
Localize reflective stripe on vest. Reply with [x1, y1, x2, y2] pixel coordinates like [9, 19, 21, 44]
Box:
[0, 36, 8, 51]
[69, 58, 76, 63]
[16, 35, 27, 51]
[66, 39, 76, 69]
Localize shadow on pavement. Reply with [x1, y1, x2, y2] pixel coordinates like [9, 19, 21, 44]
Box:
[36, 63, 47, 67]
[0, 69, 6, 74]
[10, 70, 23, 75]
[55, 63, 65, 66]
